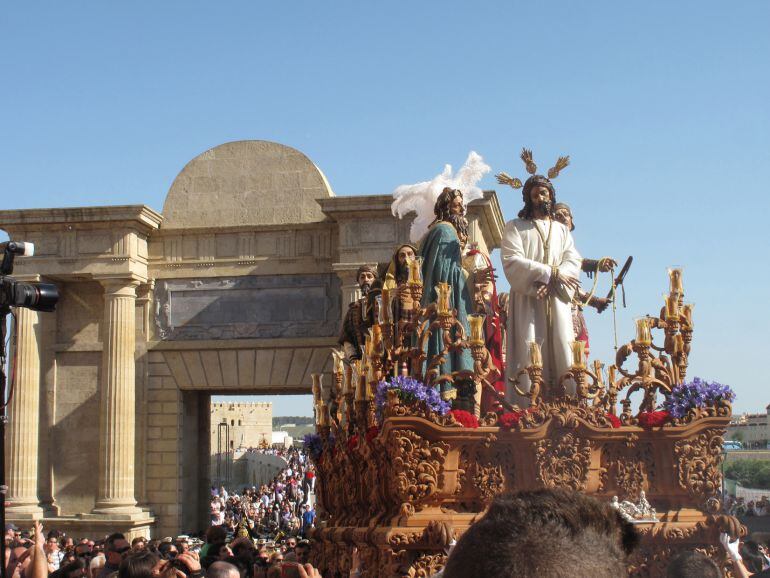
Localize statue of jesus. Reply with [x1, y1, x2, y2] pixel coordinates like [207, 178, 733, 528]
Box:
[501, 175, 582, 400]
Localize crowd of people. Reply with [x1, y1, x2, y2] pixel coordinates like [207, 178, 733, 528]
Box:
[726, 495, 770, 518]
[209, 446, 316, 540]
[4, 447, 322, 578]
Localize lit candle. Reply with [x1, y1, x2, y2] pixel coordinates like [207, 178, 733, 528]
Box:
[435, 282, 452, 315]
[408, 258, 423, 284]
[469, 314, 485, 345]
[668, 267, 683, 294]
[570, 341, 586, 369]
[663, 293, 680, 320]
[635, 318, 652, 346]
[528, 340, 543, 367]
[379, 289, 392, 324]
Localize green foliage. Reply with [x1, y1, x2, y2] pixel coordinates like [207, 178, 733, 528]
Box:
[725, 459, 770, 489]
[731, 430, 744, 442]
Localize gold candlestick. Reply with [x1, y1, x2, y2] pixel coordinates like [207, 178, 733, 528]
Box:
[468, 314, 485, 346]
[663, 293, 680, 320]
[435, 282, 452, 315]
[668, 267, 684, 294]
[528, 340, 543, 368]
[408, 258, 422, 284]
[570, 341, 586, 369]
[635, 317, 652, 346]
[379, 289, 392, 324]
[681, 303, 694, 328]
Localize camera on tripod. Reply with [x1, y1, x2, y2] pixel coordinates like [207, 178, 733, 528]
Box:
[0, 241, 59, 312]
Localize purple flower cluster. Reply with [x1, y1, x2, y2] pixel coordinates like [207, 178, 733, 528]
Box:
[663, 377, 736, 419]
[374, 375, 451, 420]
[302, 433, 324, 460]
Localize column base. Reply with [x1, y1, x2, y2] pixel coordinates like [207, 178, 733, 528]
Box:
[92, 502, 145, 516]
[40, 510, 156, 540]
[5, 503, 44, 521]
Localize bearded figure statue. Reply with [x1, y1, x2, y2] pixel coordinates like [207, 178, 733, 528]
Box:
[464, 246, 506, 413]
[338, 264, 379, 361]
[392, 152, 490, 402]
[418, 187, 474, 399]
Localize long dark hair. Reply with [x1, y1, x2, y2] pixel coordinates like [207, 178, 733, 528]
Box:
[518, 175, 556, 219]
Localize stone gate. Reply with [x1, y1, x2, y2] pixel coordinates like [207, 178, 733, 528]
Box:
[0, 140, 504, 537]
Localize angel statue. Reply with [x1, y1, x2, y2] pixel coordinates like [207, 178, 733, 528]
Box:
[392, 151, 490, 401]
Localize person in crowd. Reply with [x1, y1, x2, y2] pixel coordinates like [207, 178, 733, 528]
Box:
[45, 531, 65, 572]
[437, 488, 639, 578]
[97, 534, 130, 578]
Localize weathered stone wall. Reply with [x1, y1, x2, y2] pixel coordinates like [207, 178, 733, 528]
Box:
[210, 402, 272, 453]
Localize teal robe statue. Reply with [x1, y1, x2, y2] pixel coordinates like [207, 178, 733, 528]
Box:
[418, 221, 473, 396]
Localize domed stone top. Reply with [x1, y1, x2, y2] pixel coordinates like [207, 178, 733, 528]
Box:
[162, 140, 334, 229]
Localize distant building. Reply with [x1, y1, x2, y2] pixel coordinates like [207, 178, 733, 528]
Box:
[211, 401, 272, 452]
[726, 405, 770, 449]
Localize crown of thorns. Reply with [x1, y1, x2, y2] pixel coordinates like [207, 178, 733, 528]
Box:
[494, 148, 570, 190]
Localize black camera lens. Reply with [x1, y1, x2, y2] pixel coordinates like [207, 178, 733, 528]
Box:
[11, 282, 59, 312]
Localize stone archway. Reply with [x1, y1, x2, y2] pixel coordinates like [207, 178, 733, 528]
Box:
[0, 140, 505, 538]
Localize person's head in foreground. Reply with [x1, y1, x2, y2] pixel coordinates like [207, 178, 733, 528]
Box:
[441, 488, 639, 578]
[666, 550, 722, 578]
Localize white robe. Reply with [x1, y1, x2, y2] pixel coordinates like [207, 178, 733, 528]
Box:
[501, 218, 582, 401]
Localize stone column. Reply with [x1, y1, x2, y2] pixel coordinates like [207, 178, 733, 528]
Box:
[5, 307, 43, 517]
[93, 278, 141, 513]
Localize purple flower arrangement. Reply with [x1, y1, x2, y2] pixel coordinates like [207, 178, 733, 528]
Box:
[663, 377, 735, 419]
[302, 433, 324, 460]
[374, 375, 451, 421]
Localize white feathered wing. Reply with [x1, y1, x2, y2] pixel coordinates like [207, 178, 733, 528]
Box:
[391, 151, 490, 244]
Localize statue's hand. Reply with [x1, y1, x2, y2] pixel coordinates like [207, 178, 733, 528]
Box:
[534, 281, 550, 299]
[591, 297, 610, 313]
[598, 258, 618, 272]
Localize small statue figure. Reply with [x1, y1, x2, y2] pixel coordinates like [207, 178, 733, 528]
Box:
[338, 265, 379, 361]
[553, 203, 617, 357]
[463, 246, 506, 413]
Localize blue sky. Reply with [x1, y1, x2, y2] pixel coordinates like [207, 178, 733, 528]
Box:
[2, 1, 769, 416]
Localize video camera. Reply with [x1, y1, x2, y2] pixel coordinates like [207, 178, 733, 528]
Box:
[0, 241, 58, 312]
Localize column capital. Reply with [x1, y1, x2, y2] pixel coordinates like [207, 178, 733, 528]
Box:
[96, 276, 142, 296]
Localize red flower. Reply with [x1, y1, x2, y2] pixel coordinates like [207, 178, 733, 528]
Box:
[449, 409, 479, 428]
[499, 407, 539, 430]
[637, 410, 671, 428]
[347, 434, 359, 452]
[365, 426, 380, 444]
[499, 411, 521, 429]
[606, 413, 622, 428]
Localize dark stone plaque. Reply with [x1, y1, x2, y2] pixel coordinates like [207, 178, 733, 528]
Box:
[154, 274, 341, 340]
